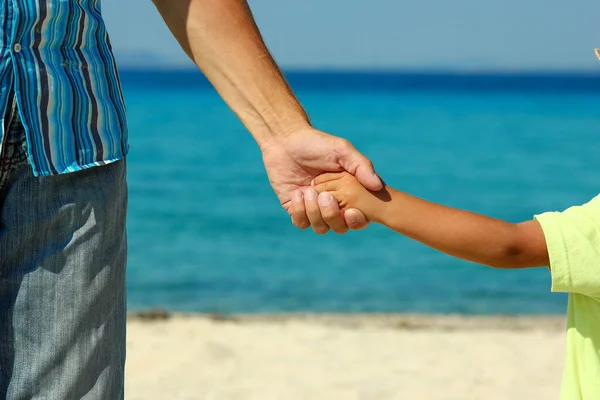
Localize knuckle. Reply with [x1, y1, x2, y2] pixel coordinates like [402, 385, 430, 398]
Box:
[304, 193, 319, 209]
[291, 206, 304, 216]
[294, 219, 310, 230]
[306, 203, 319, 214]
[312, 222, 330, 235]
[291, 197, 303, 208]
[333, 226, 349, 234]
[321, 207, 340, 221]
[346, 191, 359, 203]
[291, 207, 305, 219]
[338, 138, 353, 150]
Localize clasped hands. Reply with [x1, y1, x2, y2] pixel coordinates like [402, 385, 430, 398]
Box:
[259, 127, 383, 235]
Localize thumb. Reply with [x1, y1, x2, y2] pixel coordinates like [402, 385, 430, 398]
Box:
[338, 141, 383, 191]
[344, 208, 370, 230]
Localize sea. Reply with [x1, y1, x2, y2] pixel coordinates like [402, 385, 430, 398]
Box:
[120, 69, 600, 315]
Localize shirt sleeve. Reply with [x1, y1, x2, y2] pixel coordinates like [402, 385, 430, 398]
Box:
[534, 195, 600, 297]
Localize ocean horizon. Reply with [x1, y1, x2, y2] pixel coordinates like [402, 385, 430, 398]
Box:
[119, 68, 600, 92]
[122, 69, 600, 315]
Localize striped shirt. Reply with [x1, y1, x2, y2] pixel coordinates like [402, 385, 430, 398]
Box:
[0, 0, 128, 176]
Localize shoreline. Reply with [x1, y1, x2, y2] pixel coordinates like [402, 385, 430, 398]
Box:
[128, 309, 566, 331]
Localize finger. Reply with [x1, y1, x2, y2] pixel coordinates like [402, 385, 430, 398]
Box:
[344, 208, 370, 231]
[318, 192, 349, 234]
[290, 189, 310, 229]
[337, 141, 383, 191]
[313, 172, 344, 187]
[355, 162, 384, 191]
[314, 181, 337, 194]
[304, 187, 330, 235]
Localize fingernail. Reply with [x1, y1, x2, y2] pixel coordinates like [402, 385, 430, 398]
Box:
[373, 173, 380, 181]
[318, 192, 332, 206]
[305, 188, 317, 200]
[346, 212, 358, 225]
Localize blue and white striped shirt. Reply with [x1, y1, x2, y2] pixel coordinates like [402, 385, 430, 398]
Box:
[0, 0, 128, 176]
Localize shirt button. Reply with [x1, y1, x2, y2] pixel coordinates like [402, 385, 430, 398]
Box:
[13, 43, 22, 53]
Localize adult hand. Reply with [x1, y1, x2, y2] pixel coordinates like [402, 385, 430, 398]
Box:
[153, 1, 380, 234]
[261, 127, 382, 234]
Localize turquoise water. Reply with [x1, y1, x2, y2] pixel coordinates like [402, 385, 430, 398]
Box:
[123, 71, 600, 314]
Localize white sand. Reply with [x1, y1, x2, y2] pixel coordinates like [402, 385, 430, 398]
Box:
[125, 314, 566, 400]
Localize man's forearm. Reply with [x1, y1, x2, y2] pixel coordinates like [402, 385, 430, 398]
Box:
[377, 189, 548, 269]
[152, 0, 310, 148]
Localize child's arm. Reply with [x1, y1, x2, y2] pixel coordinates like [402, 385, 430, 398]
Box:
[314, 172, 549, 269]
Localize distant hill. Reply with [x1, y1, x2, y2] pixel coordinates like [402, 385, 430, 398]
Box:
[113, 50, 194, 69]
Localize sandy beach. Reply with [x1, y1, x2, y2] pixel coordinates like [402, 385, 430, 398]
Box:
[125, 312, 566, 400]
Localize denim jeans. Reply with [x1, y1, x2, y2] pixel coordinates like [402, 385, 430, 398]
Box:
[0, 101, 127, 399]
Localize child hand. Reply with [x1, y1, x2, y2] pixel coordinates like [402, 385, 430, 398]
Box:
[313, 172, 391, 223]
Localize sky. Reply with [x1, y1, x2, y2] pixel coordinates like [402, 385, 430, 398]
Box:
[102, 0, 600, 71]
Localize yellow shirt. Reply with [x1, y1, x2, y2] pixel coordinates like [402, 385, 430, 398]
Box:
[535, 196, 600, 400]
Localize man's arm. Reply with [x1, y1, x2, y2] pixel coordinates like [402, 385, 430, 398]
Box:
[151, 0, 382, 234]
[314, 172, 549, 269]
[151, 0, 308, 147]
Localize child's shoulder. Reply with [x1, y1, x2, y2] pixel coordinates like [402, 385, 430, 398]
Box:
[569, 195, 600, 216]
[534, 194, 600, 298]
